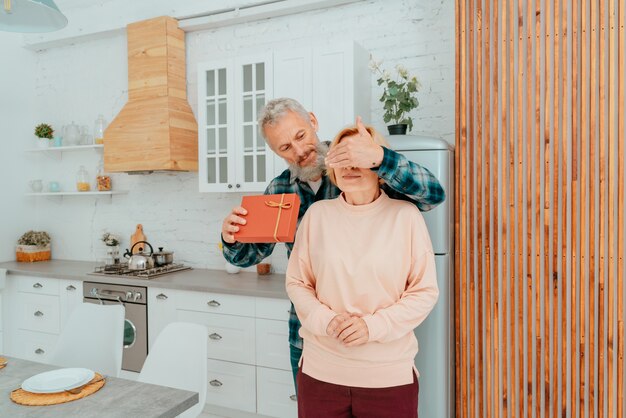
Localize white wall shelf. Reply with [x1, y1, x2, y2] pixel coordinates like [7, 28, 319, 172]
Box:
[25, 191, 127, 197]
[25, 144, 103, 153]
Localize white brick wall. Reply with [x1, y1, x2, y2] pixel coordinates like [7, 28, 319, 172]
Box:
[1, 0, 453, 271]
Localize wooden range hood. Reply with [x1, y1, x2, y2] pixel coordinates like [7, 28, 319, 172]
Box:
[104, 16, 198, 173]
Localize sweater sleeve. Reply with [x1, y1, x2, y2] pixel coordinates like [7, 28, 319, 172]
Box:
[362, 213, 440, 343]
[285, 210, 337, 337]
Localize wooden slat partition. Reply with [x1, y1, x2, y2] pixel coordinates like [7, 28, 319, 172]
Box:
[455, 0, 625, 416]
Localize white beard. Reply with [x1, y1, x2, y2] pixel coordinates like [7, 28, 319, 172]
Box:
[288, 142, 329, 182]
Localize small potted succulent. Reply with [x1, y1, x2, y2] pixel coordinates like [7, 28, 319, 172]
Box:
[34, 123, 54, 148]
[16, 230, 51, 262]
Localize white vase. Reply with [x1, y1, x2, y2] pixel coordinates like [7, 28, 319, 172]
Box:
[36, 138, 50, 148]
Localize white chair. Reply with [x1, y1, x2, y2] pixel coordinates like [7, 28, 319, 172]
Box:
[48, 302, 125, 377]
[138, 322, 208, 418]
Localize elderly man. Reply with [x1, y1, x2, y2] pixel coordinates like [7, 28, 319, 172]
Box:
[220, 97, 445, 389]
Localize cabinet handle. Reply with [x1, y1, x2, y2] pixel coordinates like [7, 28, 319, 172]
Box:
[227, 184, 233, 189]
[207, 300, 221, 307]
[289, 394, 297, 402]
[156, 293, 168, 300]
[33, 282, 43, 289]
[235, 184, 241, 188]
[209, 333, 222, 341]
[209, 379, 223, 387]
[66, 285, 76, 291]
[35, 348, 45, 355]
[34, 310, 44, 317]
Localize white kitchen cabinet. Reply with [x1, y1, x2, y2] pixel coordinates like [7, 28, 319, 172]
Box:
[148, 287, 295, 417]
[198, 53, 275, 193]
[2, 275, 82, 363]
[59, 279, 83, 327]
[9, 275, 61, 360]
[257, 367, 298, 418]
[272, 41, 371, 176]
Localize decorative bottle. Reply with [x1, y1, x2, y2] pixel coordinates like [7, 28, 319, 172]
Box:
[76, 165, 91, 192]
[94, 114, 108, 145]
[96, 162, 111, 191]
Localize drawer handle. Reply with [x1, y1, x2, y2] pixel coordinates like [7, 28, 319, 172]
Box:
[209, 333, 222, 341]
[290, 394, 297, 402]
[207, 300, 221, 307]
[209, 379, 223, 387]
[66, 285, 76, 291]
[35, 348, 45, 355]
[156, 293, 168, 300]
[34, 310, 44, 317]
[33, 282, 43, 289]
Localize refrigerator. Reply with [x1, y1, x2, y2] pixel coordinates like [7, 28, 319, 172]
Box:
[386, 135, 455, 418]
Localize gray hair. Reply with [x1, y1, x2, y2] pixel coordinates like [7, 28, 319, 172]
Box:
[258, 98, 310, 138]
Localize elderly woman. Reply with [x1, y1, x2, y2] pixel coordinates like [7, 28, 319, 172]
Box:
[285, 124, 439, 418]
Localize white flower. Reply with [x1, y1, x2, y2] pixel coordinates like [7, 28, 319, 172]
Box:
[382, 69, 391, 81]
[102, 232, 120, 247]
[396, 64, 409, 78]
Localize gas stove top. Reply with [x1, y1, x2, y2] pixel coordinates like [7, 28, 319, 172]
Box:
[88, 263, 191, 279]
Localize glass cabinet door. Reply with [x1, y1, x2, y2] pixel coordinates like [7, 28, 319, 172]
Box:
[198, 54, 272, 193]
[239, 61, 268, 185]
[201, 66, 232, 188]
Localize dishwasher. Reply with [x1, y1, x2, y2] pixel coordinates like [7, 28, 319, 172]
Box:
[82, 281, 148, 373]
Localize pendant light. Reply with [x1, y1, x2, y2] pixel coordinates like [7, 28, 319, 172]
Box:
[0, 0, 68, 33]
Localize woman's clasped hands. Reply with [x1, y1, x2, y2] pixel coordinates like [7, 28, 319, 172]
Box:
[326, 312, 370, 347]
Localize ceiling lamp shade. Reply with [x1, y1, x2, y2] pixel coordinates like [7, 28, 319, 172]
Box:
[1, 0, 67, 32]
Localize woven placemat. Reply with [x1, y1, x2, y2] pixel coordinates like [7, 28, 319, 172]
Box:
[0, 357, 6, 370]
[10, 373, 105, 406]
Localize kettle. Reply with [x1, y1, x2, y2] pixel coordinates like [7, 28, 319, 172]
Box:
[124, 241, 155, 270]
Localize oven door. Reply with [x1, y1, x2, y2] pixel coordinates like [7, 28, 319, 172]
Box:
[83, 298, 148, 373]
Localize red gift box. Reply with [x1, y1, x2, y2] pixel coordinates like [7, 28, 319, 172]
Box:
[234, 193, 301, 243]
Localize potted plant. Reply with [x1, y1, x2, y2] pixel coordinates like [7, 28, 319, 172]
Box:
[101, 232, 121, 264]
[370, 57, 422, 135]
[16, 230, 51, 262]
[34, 123, 54, 148]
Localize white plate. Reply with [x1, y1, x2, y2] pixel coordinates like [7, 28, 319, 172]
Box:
[22, 368, 95, 394]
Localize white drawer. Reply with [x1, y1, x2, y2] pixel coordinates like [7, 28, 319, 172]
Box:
[17, 276, 60, 296]
[18, 293, 60, 334]
[256, 319, 291, 371]
[14, 330, 58, 363]
[206, 359, 256, 413]
[177, 309, 255, 364]
[257, 367, 298, 418]
[177, 290, 255, 317]
[256, 297, 291, 321]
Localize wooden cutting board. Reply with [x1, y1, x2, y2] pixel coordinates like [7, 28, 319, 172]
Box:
[130, 224, 146, 254]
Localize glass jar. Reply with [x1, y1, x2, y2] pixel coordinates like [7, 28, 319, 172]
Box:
[96, 163, 111, 191]
[76, 165, 91, 192]
[94, 114, 107, 145]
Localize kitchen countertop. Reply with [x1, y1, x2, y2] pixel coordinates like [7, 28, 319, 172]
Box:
[0, 260, 288, 299]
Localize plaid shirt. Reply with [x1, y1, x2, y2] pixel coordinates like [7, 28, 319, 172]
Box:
[222, 145, 445, 349]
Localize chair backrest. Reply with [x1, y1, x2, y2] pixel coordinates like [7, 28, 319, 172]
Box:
[48, 302, 125, 377]
[138, 322, 208, 418]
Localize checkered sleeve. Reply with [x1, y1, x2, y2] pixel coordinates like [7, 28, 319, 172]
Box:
[375, 146, 446, 211]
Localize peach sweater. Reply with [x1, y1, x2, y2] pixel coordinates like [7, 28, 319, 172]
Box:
[286, 191, 439, 388]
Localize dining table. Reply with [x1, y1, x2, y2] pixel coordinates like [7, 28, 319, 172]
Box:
[0, 356, 199, 418]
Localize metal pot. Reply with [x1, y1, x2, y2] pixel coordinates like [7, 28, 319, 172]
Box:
[153, 247, 174, 266]
[124, 241, 155, 270]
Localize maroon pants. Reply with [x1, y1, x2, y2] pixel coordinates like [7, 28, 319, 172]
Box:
[296, 367, 419, 418]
